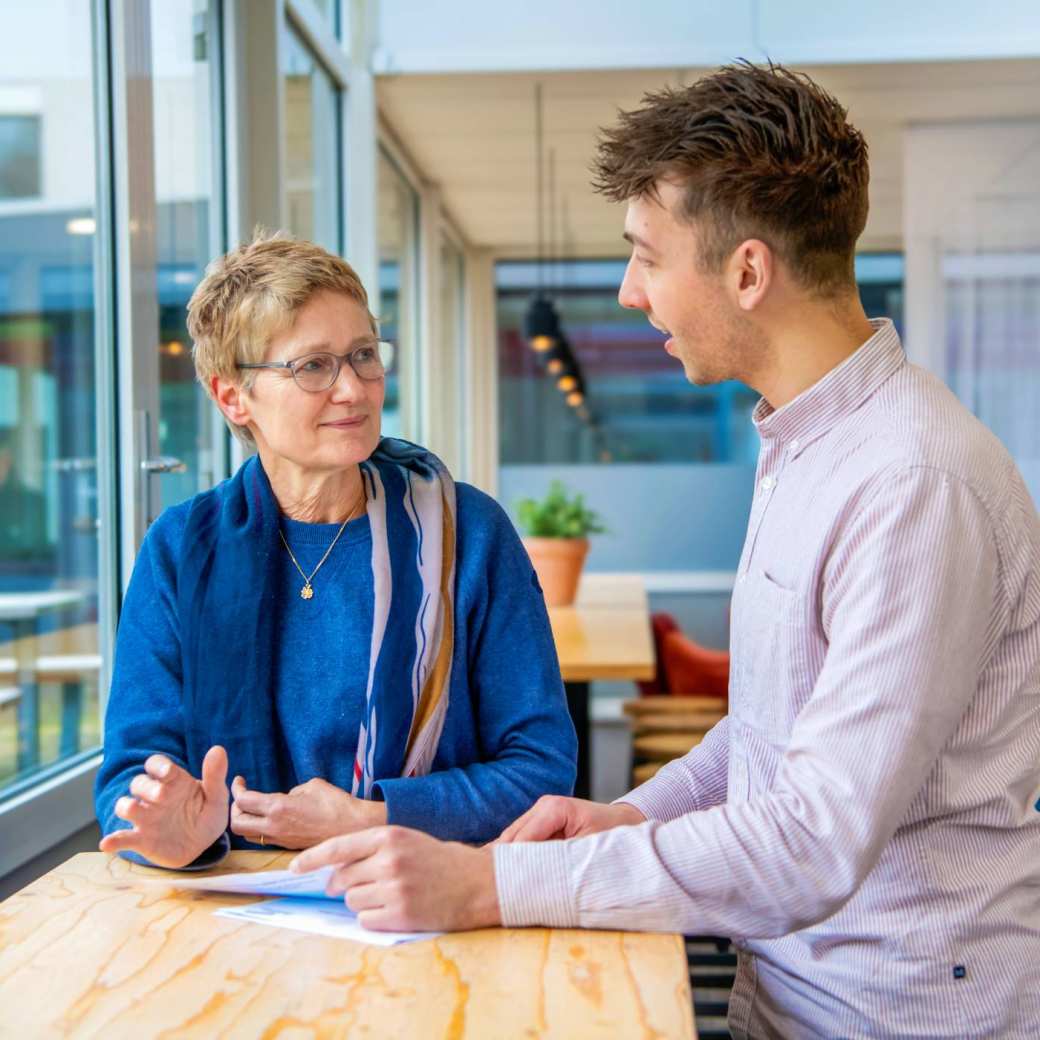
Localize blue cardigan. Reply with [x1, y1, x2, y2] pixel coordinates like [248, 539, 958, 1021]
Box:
[95, 479, 576, 860]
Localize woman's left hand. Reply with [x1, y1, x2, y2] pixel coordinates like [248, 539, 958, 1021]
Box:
[230, 776, 387, 849]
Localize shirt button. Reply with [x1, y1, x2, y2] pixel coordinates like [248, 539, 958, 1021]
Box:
[788, 439, 799, 453]
[760, 475, 776, 491]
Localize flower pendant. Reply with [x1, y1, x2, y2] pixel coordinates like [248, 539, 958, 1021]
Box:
[300, 584, 314, 600]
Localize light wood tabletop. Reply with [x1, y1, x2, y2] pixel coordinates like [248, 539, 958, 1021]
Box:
[548, 574, 655, 683]
[0, 852, 696, 1039]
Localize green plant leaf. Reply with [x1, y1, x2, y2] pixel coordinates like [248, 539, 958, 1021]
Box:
[513, 481, 608, 538]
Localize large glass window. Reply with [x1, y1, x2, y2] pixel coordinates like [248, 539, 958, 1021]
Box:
[497, 256, 904, 466]
[0, 1, 102, 795]
[309, 0, 342, 38]
[377, 150, 419, 439]
[152, 0, 223, 510]
[0, 115, 42, 200]
[282, 20, 340, 253]
[439, 232, 466, 472]
[497, 261, 760, 466]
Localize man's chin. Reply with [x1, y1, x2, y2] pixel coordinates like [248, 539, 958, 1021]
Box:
[681, 361, 723, 387]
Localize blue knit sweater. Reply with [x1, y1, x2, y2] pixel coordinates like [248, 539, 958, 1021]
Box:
[95, 480, 576, 860]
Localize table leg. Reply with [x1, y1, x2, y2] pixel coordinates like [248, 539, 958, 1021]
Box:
[564, 681, 590, 799]
[14, 619, 40, 773]
[59, 682, 82, 758]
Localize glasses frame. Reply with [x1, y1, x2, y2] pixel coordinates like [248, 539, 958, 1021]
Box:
[236, 339, 395, 392]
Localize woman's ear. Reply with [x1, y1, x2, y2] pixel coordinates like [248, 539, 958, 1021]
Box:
[728, 238, 773, 312]
[211, 375, 252, 429]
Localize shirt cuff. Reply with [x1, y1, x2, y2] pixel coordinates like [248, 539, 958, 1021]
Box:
[493, 840, 576, 928]
[613, 768, 694, 823]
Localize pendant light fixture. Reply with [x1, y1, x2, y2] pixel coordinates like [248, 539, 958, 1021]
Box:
[520, 85, 595, 428]
[523, 82, 561, 352]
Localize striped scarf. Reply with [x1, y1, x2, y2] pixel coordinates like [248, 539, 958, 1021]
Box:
[352, 438, 457, 797]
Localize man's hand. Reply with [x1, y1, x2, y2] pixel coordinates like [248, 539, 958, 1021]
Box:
[230, 776, 386, 850]
[495, 795, 646, 843]
[290, 826, 500, 932]
[98, 745, 229, 868]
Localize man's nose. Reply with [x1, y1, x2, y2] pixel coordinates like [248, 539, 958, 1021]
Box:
[618, 258, 647, 311]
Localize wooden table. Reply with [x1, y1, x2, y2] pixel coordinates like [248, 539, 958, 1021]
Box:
[547, 574, 655, 798]
[0, 852, 696, 1039]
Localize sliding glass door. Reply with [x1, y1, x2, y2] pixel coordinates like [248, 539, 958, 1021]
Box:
[0, 0, 225, 823]
[0, 1, 105, 796]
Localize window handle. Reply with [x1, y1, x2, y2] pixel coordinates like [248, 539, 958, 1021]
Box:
[140, 456, 187, 474]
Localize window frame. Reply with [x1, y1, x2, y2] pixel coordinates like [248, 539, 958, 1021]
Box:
[376, 133, 423, 440]
[0, 0, 233, 880]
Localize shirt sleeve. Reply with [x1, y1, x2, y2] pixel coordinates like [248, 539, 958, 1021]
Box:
[373, 490, 577, 843]
[93, 508, 229, 869]
[494, 466, 1002, 936]
[616, 715, 730, 821]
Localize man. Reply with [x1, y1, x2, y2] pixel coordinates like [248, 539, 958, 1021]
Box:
[292, 63, 1040, 1038]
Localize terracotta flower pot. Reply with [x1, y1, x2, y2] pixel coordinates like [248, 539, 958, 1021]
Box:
[522, 537, 589, 607]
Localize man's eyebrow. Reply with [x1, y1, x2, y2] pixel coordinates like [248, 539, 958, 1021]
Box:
[622, 231, 658, 254]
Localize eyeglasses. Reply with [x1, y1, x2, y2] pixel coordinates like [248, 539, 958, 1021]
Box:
[237, 340, 395, 392]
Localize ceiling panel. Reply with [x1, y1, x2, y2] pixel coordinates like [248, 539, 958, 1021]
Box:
[377, 59, 1040, 257]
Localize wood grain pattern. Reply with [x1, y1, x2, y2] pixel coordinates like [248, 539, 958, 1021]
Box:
[548, 575, 655, 682]
[0, 853, 695, 1039]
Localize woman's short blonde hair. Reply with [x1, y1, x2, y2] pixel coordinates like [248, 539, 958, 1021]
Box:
[187, 229, 378, 445]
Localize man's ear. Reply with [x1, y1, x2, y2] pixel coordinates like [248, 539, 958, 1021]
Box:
[211, 375, 252, 430]
[727, 238, 773, 312]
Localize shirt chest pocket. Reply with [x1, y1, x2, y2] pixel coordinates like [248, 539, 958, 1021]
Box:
[731, 567, 815, 745]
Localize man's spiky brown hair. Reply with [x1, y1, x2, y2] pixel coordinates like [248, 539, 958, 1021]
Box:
[593, 61, 869, 294]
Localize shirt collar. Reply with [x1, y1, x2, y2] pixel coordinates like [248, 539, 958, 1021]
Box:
[752, 318, 905, 454]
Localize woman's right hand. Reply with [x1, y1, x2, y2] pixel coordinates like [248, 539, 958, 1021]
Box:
[98, 745, 230, 868]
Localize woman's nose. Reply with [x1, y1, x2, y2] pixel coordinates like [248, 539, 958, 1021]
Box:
[328, 357, 365, 401]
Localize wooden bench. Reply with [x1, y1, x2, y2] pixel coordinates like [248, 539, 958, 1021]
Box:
[0, 653, 103, 684]
[0, 623, 101, 765]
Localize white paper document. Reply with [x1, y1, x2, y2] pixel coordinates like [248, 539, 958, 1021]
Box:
[214, 896, 438, 946]
[147, 865, 337, 899]
[145, 866, 438, 945]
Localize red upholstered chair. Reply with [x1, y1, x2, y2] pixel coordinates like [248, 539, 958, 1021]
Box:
[637, 612, 729, 702]
[627, 612, 730, 784]
[661, 628, 730, 701]
[636, 612, 680, 696]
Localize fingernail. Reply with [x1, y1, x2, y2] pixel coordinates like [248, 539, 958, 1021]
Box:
[288, 858, 300, 872]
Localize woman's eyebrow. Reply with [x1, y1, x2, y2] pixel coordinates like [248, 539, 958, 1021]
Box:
[284, 341, 332, 361]
[285, 336, 374, 360]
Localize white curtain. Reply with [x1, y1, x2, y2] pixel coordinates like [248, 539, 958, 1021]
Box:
[905, 121, 1040, 504]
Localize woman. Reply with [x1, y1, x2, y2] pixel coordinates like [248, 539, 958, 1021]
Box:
[95, 233, 576, 869]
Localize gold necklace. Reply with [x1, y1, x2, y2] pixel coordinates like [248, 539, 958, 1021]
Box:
[279, 485, 366, 600]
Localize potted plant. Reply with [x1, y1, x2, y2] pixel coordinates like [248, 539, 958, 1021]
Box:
[515, 481, 607, 606]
